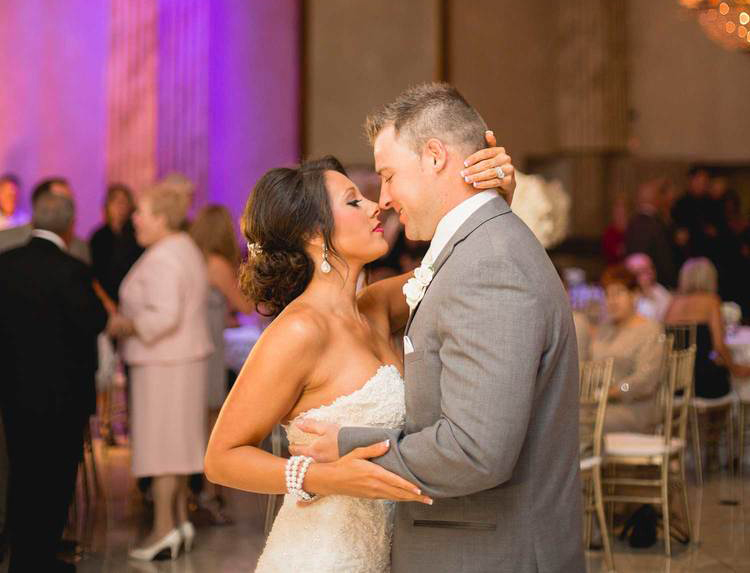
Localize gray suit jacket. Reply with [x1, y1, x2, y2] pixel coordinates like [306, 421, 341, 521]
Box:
[340, 197, 584, 573]
[0, 223, 91, 264]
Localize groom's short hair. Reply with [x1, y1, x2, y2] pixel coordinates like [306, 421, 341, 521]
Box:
[365, 82, 488, 156]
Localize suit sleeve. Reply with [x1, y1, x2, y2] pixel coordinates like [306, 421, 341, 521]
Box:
[129, 252, 184, 345]
[339, 255, 547, 498]
[61, 260, 108, 338]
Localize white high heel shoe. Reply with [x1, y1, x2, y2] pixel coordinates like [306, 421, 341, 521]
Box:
[179, 520, 196, 552]
[128, 528, 182, 561]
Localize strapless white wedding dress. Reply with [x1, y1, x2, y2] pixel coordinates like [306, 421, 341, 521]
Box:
[255, 365, 405, 573]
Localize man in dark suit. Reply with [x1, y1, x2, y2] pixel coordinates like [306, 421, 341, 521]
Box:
[625, 178, 678, 289]
[0, 191, 106, 572]
[0, 178, 91, 263]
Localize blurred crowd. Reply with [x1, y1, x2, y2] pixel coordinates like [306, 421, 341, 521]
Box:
[602, 167, 750, 315]
[571, 167, 750, 482]
[0, 174, 254, 571]
[0, 164, 748, 564]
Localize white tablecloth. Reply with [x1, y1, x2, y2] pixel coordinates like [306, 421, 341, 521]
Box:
[727, 326, 750, 402]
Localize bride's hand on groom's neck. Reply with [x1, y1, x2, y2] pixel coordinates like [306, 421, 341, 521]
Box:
[460, 130, 517, 206]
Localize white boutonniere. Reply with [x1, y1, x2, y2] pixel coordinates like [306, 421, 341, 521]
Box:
[403, 259, 434, 312]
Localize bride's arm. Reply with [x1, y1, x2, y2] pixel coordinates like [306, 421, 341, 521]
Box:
[204, 311, 321, 493]
[205, 309, 431, 503]
[462, 131, 517, 206]
[357, 272, 412, 335]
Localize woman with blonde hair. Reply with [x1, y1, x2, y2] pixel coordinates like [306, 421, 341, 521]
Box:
[189, 205, 254, 521]
[664, 257, 750, 398]
[109, 184, 213, 560]
[189, 205, 255, 405]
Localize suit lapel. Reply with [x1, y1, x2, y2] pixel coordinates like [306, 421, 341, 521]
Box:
[405, 196, 511, 334]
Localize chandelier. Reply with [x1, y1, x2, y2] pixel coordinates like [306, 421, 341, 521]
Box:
[679, 0, 750, 52]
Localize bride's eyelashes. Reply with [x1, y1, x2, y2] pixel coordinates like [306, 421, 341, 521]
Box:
[347, 199, 362, 208]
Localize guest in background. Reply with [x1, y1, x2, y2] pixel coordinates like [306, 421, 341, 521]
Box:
[0, 178, 91, 263]
[89, 183, 144, 304]
[0, 416, 7, 562]
[723, 190, 750, 317]
[601, 195, 628, 265]
[109, 184, 213, 561]
[704, 175, 729, 241]
[591, 265, 665, 433]
[0, 191, 106, 572]
[625, 178, 678, 288]
[573, 311, 592, 362]
[89, 183, 144, 445]
[701, 179, 748, 318]
[725, 189, 749, 243]
[160, 172, 196, 229]
[189, 205, 254, 522]
[625, 252, 672, 322]
[664, 258, 750, 399]
[671, 166, 711, 259]
[0, 174, 27, 230]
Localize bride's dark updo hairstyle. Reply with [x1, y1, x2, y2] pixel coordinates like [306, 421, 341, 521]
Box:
[239, 156, 346, 317]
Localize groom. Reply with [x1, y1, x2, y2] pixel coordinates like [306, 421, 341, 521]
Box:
[295, 83, 583, 572]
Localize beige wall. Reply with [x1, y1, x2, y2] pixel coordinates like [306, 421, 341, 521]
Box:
[304, 0, 750, 167]
[304, 0, 440, 165]
[628, 0, 750, 161]
[446, 1, 558, 168]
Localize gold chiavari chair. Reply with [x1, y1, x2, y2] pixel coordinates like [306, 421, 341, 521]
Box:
[739, 395, 750, 481]
[664, 324, 696, 352]
[66, 420, 103, 558]
[602, 344, 695, 556]
[579, 358, 615, 572]
[667, 323, 736, 485]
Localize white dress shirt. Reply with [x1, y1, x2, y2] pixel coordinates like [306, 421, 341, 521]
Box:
[423, 190, 499, 265]
[30, 229, 67, 251]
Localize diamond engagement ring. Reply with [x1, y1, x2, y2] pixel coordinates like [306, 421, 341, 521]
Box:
[495, 166, 506, 180]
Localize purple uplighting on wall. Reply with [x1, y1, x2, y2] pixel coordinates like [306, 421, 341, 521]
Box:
[208, 0, 300, 227]
[0, 0, 109, 236]
[0, 0, 300, 236]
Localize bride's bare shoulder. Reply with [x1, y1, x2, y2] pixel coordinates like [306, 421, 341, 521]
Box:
[257, 303, 331, 356]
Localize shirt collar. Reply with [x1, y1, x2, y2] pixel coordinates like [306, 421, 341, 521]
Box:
[424, 190, 498, 264]
[31, 229, 67, 251]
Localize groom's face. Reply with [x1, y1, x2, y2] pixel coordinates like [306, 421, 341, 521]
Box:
[374, 126, 440, 241]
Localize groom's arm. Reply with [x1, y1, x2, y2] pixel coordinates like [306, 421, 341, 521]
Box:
[340, 254, 548, 499]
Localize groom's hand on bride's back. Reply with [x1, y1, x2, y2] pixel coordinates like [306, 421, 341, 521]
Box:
[303, 441, 433, 505]
[460, 130, 517, 206]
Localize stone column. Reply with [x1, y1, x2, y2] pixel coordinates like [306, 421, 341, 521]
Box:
[557, 0, 628, 238]
[106, 0, 159, 193]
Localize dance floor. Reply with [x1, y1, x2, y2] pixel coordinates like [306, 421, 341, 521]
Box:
[8, 440, 750, 572]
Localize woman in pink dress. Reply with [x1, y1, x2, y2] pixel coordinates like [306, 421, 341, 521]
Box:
[109, 183, 213, 560]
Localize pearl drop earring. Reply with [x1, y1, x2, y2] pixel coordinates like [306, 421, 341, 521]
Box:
[321, 243, 331, 274]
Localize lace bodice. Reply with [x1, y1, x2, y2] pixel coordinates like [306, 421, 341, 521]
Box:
[255, 365, 405, 573]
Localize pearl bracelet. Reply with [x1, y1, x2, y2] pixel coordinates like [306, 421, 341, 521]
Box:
[285, 455, 318, 501]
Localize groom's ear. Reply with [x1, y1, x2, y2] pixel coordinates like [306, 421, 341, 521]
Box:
[423, 138, 448, 173]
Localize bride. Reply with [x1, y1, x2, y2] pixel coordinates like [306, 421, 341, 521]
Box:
[205, 138, 512, 572]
